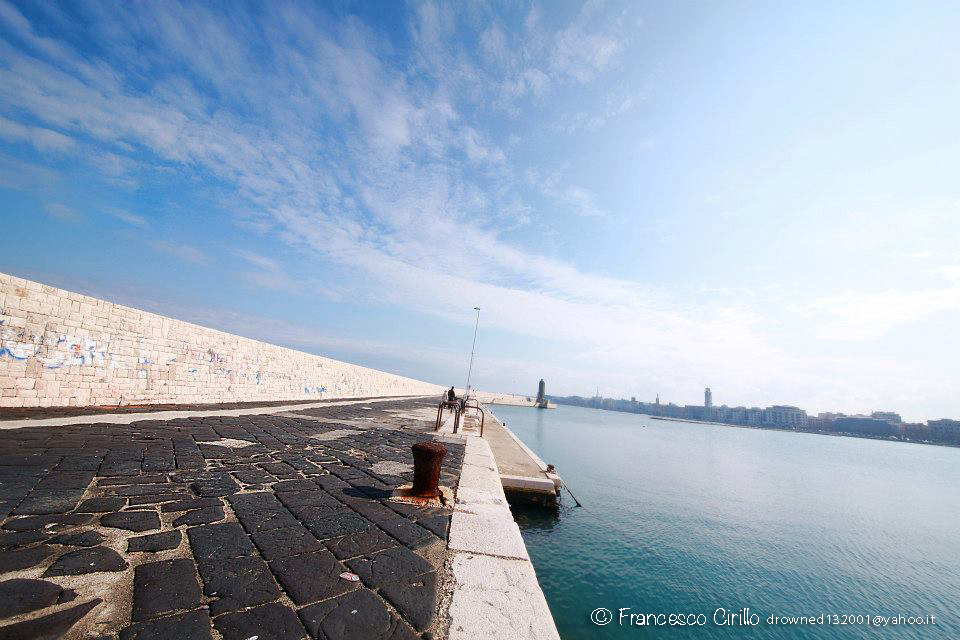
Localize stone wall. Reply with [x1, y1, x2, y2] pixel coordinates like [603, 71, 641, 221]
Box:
[0, 272, 443, 408]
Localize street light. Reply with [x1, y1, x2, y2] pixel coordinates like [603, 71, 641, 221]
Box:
[464, 306, 480, 399]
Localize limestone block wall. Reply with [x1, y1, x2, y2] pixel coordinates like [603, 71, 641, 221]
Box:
[0, 272, 444, 408]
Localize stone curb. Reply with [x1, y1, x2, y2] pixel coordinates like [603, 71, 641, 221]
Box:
[443, 428, 560, 640]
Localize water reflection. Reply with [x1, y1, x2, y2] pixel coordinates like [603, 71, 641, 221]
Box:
[511, 503, 563, 531]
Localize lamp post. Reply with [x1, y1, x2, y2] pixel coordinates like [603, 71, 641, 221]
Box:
[464, 306, 480, 399]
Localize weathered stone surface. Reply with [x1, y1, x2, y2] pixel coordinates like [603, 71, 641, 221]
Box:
[0, 546, 54, 573]
[0, 578, 76, 618]
[298, 589, 419, 640]
[173, 506, 225, 527]
[46, 530, 106, 547]
[1, 514, 93, 532]
[43, 546, 127, 576]
[127, 531, 182, 553]
[251, 526, 323, 560]
[345, 547, 433, 589]
[101, 510, 161, 532]
[36, 471, 94, 489]
[12, 489, 85, 515]
[323, 528, 397, 560]
[198, 555, 281, 615]
[132, 559, 202, 621]
[119, 608, 212, 640]
[377, 518, 436, 548]
[76, 497, 127, 513]
[304, 512, 371, 541]
[214, 602, 307, 640]
[0, 531, 47, 548]
[417, 514, 451, 539]
[187, 523, 255, 561]
[269, 551, 358, 605]
[0, 598, 101, 640]
[379, 571, 438, 631]
[228, 493, 301, 532]
[159, 498, 221, 513]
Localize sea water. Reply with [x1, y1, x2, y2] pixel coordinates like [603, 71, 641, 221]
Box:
[490, 404, 960, 639]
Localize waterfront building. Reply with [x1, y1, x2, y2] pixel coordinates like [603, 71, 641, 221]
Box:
[927, 419, 960, 444]
[762, 405, 808, 429]
[705, 387, 713, 408]
[871, 411, 902, 424]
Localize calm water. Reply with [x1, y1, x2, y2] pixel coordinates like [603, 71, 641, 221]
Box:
[490, 405, 960, 639]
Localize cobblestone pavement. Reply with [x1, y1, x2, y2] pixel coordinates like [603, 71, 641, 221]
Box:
[0, 397, 462, 639]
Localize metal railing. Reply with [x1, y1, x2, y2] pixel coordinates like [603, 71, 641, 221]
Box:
[434, 395, 486, 437]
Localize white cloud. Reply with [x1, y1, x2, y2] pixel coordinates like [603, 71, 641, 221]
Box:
[151, 240, 209, 264]
[43, 202, 82, 222]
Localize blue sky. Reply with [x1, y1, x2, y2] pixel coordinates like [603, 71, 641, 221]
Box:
[1, 0, 958, 422]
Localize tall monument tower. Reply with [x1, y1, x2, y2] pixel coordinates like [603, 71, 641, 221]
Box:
[704, 387, 713, 408]
[535, 379, 547, 408]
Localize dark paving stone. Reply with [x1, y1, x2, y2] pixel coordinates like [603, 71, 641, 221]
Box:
[101, 510, 161, 532]
[43, 546, 128, 576]
[0, 598, 101, 640]
[98, 475, 169, 486]
[231, 469, 277, 484]
[128, 493, 186, 505]
[119, 608, 212, 640]
[345, 547, 433, 589]
[323, 528, 398, 560]
[269, 551, 358, 605]
[416, 514, 451, 539]
[377, 518, 437, 548]
[251, 526, 323, 560]
[198, 555, 282, 615]
[349, 500, 400, 522]
[258, 462, 297, 476]
[1, 513, 93, 531]
[191, 476, 240, 497]
[106, 484, 185, 497]
[313, 475, 350, 492]
[0, 546, 53, 573]
[228, 494, 300, 533]
[0, 578, 76, 618]
[12, 489, 85, 515]
[76, 497, 127, 513]
[273, 479, 318, 492]
[55, 456, 103, 471]
[128, 531, 182, 552]
[304, 512, 371, 541]
[132, 559, 202, 621]
[277, 490, 344, 511]
[298, 589, 419, 640]
[215, 602, 307, 640]
[160, 497, 221, 513]
[379, 571, 438, 631]
[0, 531, 47, 547]
[173, 506, 225, 527]
[46, 530, 106, 547]
[187, 523, 255, 561]
[36, 471, 95, 489]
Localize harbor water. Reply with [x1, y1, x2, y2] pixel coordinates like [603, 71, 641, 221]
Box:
[490, 404, 960, 639]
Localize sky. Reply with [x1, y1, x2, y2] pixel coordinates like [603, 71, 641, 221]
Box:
[1, 0, 958, 422]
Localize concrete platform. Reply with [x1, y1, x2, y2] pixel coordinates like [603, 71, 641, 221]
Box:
[443, 407, 561, 505]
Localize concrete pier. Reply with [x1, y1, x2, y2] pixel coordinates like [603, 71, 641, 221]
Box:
[438, 405, 562, 505]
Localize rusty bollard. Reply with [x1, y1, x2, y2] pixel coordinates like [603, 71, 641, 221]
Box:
[411, 441, 447, 498]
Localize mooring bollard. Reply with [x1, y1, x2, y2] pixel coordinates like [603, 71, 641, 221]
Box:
[411, 441, 447, 498]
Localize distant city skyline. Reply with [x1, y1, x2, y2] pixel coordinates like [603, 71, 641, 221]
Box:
[1, 1, 958, 422]
[554, 387, 960, 445]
